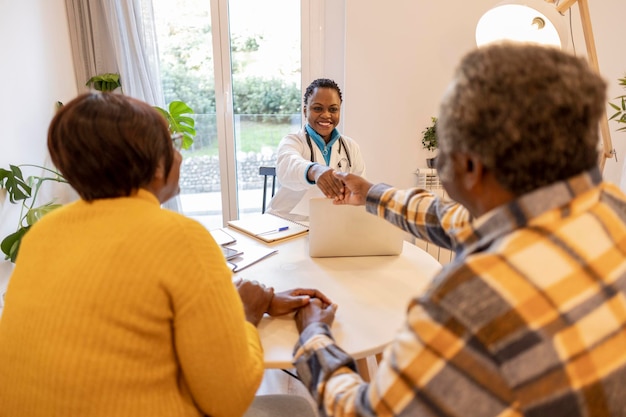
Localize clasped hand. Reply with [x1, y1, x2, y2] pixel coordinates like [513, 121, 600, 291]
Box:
[236, 278, 333, 327]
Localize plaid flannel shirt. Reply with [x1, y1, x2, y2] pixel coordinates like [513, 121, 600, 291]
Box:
[293, 168, 626, 417]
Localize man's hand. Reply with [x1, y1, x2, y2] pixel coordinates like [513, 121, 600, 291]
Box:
[236, 279, 274, 326]
[309, 165, 345, 200]
[295, 298, 338, 334]
[267, 288, 332, 316]
[332, 172, 373, 206]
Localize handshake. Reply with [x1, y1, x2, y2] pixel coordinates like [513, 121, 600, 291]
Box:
[313, 170, 374, 206]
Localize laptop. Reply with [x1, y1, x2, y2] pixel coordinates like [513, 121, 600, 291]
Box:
[308, 198, 405, 257]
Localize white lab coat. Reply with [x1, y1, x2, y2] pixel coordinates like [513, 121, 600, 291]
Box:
[267, 127, 366, 221]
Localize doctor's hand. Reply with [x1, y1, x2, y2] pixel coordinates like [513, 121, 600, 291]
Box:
[332, 172, 373, 206]
[295, 298, 338, 334]
[267, 288, 333, 317]
[309, 165, 345, 200]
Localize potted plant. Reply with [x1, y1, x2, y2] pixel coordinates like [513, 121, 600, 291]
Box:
[421, 116, 438, 168]
[86, 73, 123, 92]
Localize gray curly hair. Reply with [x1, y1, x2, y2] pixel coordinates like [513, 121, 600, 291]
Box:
[438, 42, 606, 196]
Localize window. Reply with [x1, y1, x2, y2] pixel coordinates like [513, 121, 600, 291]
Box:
[153, 0, 302, 229]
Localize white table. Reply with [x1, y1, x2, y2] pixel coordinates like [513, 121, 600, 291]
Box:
[229, 229, 442, 369]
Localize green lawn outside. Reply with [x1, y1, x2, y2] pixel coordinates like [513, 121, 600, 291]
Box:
[185, 119, 296, 157]
[237, 120, 293, 152]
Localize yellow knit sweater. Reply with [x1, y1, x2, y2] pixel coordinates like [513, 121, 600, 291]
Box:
[0, 190, 264, 417]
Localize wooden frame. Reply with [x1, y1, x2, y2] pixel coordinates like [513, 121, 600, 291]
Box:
[547, 0, 614, 170]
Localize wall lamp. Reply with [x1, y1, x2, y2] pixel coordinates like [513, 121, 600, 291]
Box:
[476, 0, 615, 171]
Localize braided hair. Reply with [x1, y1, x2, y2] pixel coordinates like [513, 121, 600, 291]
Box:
[303, 78, 343, 106]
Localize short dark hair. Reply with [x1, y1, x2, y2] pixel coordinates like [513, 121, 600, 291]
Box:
[438, 43, 607, 195]
[303, 78, 343, 106]
[48, 92, 173, 201]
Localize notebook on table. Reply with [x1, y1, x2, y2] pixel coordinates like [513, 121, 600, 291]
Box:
[308, 198, 404, 257]
[227, 213, 309, 243]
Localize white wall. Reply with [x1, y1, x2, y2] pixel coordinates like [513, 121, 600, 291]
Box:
[586, 1, 626, 188]
[0, 0, 77, 309]
[341, 0, 626, 189]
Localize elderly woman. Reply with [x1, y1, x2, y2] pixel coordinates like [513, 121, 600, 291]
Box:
[0, 92, 326, 417]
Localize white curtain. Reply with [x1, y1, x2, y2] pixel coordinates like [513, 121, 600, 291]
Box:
[65, 0, 164, 106]
[65, 0, 118, 92]
[101, 0, 165, 106]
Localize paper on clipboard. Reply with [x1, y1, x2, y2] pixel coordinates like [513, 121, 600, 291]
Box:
[227, 244, 278, 273]
[289, 187, 325, 217]
[227, 214, 308, 243]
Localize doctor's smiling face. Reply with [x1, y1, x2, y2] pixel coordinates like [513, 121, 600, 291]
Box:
[303, 79, 343, 143]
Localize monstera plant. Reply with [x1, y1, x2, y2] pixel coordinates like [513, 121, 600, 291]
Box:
[154, 100, 196, 150]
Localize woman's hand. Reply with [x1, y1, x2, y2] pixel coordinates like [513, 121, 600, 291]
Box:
[267, 288, 332, 316]
[235, 279, 274, 326]
[237, 280, 333, 325]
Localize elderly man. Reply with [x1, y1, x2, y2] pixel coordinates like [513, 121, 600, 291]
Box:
[293, 42, 626, 416]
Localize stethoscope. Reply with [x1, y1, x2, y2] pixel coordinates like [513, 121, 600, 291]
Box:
[305, 131, 352, 172]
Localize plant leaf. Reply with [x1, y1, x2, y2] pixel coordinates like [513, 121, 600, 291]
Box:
[86, 73, 121, 92]
[0, 165, 31, 203]
[177, 115, 196, 127]
[1, 226, 29, 262]
[25, 203, 63, 226]
[154, 101, 197, 150]
[168, 100, 194, 117]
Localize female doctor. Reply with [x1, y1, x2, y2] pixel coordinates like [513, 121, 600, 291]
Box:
[266, 78, 366, 221]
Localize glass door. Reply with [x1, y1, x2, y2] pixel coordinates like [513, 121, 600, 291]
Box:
[153, 0, 301, 229]
[228, 0, 301, 220]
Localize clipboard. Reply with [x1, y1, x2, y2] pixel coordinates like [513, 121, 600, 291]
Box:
[227, 213, 308, 243]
